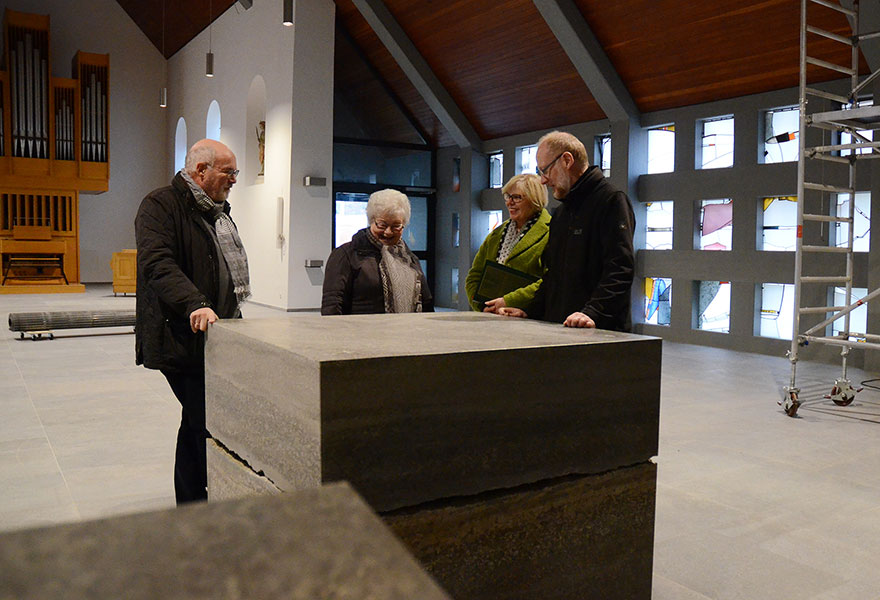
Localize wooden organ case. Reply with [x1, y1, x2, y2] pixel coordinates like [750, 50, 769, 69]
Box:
[0, 9, 109, 293]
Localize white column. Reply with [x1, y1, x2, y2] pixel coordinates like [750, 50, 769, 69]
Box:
[286, 0, 336, 309]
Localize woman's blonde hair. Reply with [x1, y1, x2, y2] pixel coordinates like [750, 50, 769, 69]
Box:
[502, 173, 548, 213]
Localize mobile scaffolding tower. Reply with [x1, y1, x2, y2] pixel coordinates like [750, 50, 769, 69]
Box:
[782, 0, 880, 417]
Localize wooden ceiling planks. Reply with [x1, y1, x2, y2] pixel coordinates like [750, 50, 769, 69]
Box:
[575, 0, 869, 113]
[116, 0, 875, 147]
[115, 0, 237, 58]
[377, 0, 603, 140]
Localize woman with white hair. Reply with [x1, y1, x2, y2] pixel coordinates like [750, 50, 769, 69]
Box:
[322, 189, 433, 314]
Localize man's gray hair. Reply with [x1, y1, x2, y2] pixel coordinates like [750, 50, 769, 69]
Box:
[538, 130, 588, 170]
[184, 144, 216, 174]
[366, 189, 411, 225]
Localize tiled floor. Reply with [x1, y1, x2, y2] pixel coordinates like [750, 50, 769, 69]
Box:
[1, 286, 879, 599]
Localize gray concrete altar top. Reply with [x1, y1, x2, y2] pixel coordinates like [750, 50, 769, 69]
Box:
[0, 482, 451, 599]
[209, 311, 657, 361]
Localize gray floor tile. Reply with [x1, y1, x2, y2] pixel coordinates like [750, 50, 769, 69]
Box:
[654, 532, 845, 600]
[2, 287, 880, 598]
[652, 574, 714, 600]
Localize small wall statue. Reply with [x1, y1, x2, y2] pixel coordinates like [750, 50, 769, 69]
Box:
[256, 120, 266, 176]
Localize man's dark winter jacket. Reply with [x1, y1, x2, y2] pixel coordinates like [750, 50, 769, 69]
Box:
[527, 166, 635, 331]
[135, 172, 235, 373]
[321, 227, 433, 315]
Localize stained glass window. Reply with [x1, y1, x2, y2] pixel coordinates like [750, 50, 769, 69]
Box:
[645, 277, 671, 326]
[699, 116, 734, 169]
[699, 199, 732, 250]
[696, 280, 730, 333]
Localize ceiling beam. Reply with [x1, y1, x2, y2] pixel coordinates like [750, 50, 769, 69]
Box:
[532, 0, 638, 122]
[841, 0, 880, 73]
[350, 0, 482, 148]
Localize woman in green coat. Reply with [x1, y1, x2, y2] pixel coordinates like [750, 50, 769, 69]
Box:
[465, 173, 550, 312]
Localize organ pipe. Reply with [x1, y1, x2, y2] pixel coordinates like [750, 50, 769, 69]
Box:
[8, 26, 49, 159]
[0, 9, 109, 181]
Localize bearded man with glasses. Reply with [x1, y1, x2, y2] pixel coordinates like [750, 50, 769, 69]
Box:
[135, 138, 250, 503]
[488, 130, 635, 331]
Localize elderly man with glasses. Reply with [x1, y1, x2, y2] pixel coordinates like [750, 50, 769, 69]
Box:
[135, 138, 250, 504]
[486, 130, 635, 331]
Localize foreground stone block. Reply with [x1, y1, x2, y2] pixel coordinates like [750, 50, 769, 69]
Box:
[206, 312, 660, 511]
[0, 482, 450, 600]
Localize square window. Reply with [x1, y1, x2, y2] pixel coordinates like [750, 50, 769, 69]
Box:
[695, 280, 730, 333]
[645, 277, 671, 326]
[835, 192, 870, 252]
[761, 196, 797, 251]
[596, 134, 611, 177]
[699, 116, 734, 169]
[759, 283, 794, 340]
[334, 192, 371, 248]
[699, 199, 732, 250]
[830, 287, 868, 340]
[517, 145, 537, 175]
[762, 106, 799, 163]
[487, 210, 503, 232]
[645, 201, 673, 250]
[647, 125, 675, 174]
[489, 151, 503, 188]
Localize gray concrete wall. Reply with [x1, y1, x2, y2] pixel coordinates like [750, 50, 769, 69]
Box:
[439, 79, 880, 369]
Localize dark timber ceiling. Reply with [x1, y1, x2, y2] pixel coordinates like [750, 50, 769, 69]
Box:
[119, 0, 867, 148]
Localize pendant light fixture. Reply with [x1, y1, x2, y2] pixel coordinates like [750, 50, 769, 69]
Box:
[206, 0, 215, 77]
[159, 0, 167, 107]
[283, 0, 293, 26]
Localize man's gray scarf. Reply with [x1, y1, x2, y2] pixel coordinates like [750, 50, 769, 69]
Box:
[366, 229, 421, 313]
[180, 170, 251, 307]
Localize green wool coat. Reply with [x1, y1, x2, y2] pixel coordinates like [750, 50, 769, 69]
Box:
[465, 208, 551, 312]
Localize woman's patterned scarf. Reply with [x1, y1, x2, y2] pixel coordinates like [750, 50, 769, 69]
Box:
[366, 229, 422, 313]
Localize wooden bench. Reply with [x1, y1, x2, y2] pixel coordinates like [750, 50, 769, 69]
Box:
[2, 255, 69, 285]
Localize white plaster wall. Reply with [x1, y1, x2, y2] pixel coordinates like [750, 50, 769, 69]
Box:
[0, 0, 167, 282]
[167, 0, 334, 310]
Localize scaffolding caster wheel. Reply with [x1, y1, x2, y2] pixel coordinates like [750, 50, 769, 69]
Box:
[825, 379, 859, 407]
[780, 388, 800, 417]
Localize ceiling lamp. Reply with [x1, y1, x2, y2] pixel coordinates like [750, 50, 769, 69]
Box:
[283, 0, 293, 26]
[160, 0, 167, 106]
[206, 0, 215, 77]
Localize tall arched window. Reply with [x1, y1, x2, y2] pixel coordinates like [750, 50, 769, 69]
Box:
[174, 117, 187, 174]
[206, 100, 221, 141]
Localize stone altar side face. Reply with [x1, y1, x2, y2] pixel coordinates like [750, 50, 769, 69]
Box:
[384, 462, 656, 600]
[0, 482, 451, 600]
[205, 312, 661, 512]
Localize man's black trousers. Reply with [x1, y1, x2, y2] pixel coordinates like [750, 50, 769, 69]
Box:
[162, 370, 208, 504]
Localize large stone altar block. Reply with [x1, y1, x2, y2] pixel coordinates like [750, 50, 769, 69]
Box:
[206, 312, 661, 599]
[0, 482, 451, 599]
